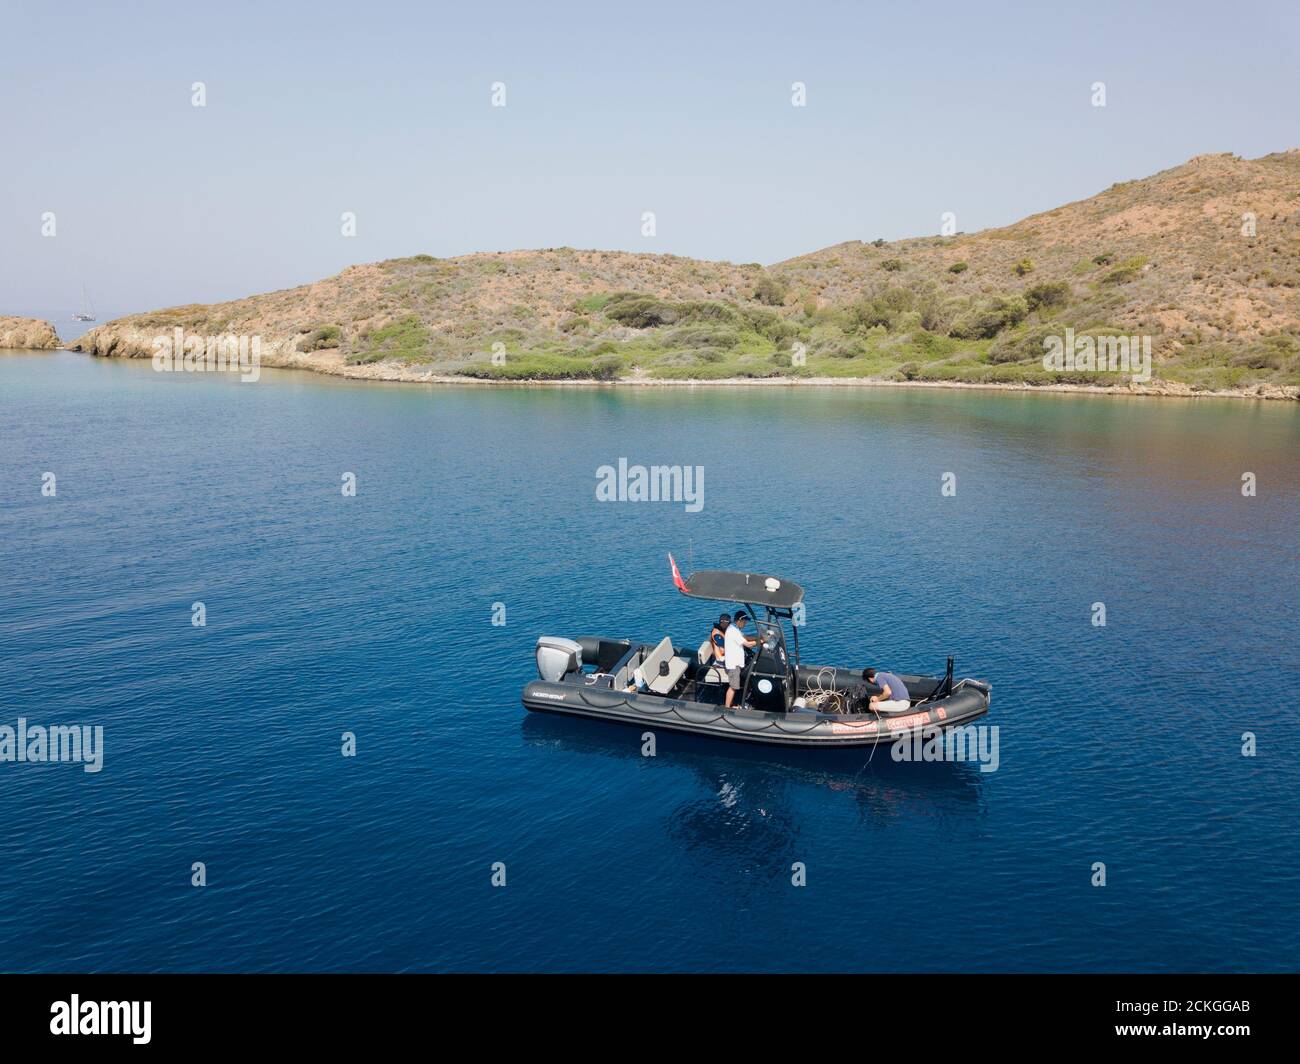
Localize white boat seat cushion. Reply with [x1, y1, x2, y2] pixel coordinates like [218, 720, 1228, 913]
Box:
[696, 640, 727, 683]
[642, 636, 689, 695]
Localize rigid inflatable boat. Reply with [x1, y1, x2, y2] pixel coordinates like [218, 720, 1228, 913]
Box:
[521, 561, 991, 748]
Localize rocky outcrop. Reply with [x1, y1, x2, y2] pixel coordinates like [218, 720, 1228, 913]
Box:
[0, 317, 60, 350]
[70, 322, 304, 366]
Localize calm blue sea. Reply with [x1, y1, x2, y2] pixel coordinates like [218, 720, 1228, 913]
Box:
[1, 351, 1297, 972]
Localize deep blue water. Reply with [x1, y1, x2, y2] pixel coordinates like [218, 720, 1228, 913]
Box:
[1, 351, 1297, 972]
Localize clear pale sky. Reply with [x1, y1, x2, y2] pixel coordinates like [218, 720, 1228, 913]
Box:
[4, 0, 1298, 321]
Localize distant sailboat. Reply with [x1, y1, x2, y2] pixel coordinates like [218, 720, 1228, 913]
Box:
[73, 285, 96, 322]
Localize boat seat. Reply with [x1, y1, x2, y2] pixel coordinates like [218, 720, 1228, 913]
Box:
[696, 639, 727, 684]
[613, 647, 644, 686]
[642, 636, 689, 695]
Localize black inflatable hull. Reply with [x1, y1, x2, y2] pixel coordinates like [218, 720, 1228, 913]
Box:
[521, 673, 991, 748]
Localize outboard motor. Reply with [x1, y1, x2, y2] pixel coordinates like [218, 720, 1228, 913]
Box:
[535, 636, 584, 682]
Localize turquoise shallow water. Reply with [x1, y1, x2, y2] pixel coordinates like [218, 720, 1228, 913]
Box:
[0, 351, 1297, 972]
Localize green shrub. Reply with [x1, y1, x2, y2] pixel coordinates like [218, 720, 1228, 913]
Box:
[950, 296, 1029, 340]
[948, 261, 969, 274]
[753, 274, 789, 306]
[678, 301, 743, 326]
[351, 315, 430, 362]
[664, 324, 742, 350]
[911, 330, 961, 358]
[1025, 281, 1071, 312]
[589, 354, 624, 380]
[1232, 334, 1296, 370]
[1101, 256, 1148, 285]
[880, 258, 904, 272]
[1092, 251, 1115, 266]
[988, 322, 1061, 363]
[917, 293, 962, 334]
[301, 324, 341, 351]
[456, 352, 624, 381]
[740, 305, 797, 343]
[1013, 259, 1034, 277]
[814, 336, 866, 359]
[1232, 348, 1282, 370]
[572, 292, 616, 313]
[849, 287, 913, 331]
[603, 295, 680, 328]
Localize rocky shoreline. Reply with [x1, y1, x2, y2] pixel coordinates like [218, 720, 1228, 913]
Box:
[0, 317, 60, 350]
[62, 328, 1298, 401]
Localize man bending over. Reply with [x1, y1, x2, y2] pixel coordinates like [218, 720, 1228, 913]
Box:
[864, 667, 910, 714]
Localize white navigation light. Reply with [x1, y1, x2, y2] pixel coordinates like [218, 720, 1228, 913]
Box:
[764, 578, 780, 593]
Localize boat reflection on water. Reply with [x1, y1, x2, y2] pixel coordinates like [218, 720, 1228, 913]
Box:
[521, 712, 989, 865]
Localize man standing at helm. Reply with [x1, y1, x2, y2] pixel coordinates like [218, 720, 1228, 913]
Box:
[723, 612, 757, 709]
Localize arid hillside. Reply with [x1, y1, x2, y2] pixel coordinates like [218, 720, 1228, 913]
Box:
[72, 150, 1300, 396]
[784, 150, 1300, 338]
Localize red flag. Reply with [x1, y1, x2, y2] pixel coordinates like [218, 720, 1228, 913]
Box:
[668, 553, 688, 593]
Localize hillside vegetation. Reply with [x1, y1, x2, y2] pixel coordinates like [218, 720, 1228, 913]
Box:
[73, 151, 1300, 395]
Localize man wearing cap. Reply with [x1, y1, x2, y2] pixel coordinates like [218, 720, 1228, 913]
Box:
[723, 612, 757, 709]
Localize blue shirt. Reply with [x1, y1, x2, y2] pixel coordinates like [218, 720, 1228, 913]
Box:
[874, 671, 910, 702]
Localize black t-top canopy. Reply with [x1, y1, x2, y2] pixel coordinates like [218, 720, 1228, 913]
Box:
[680, 569, 804, 610]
